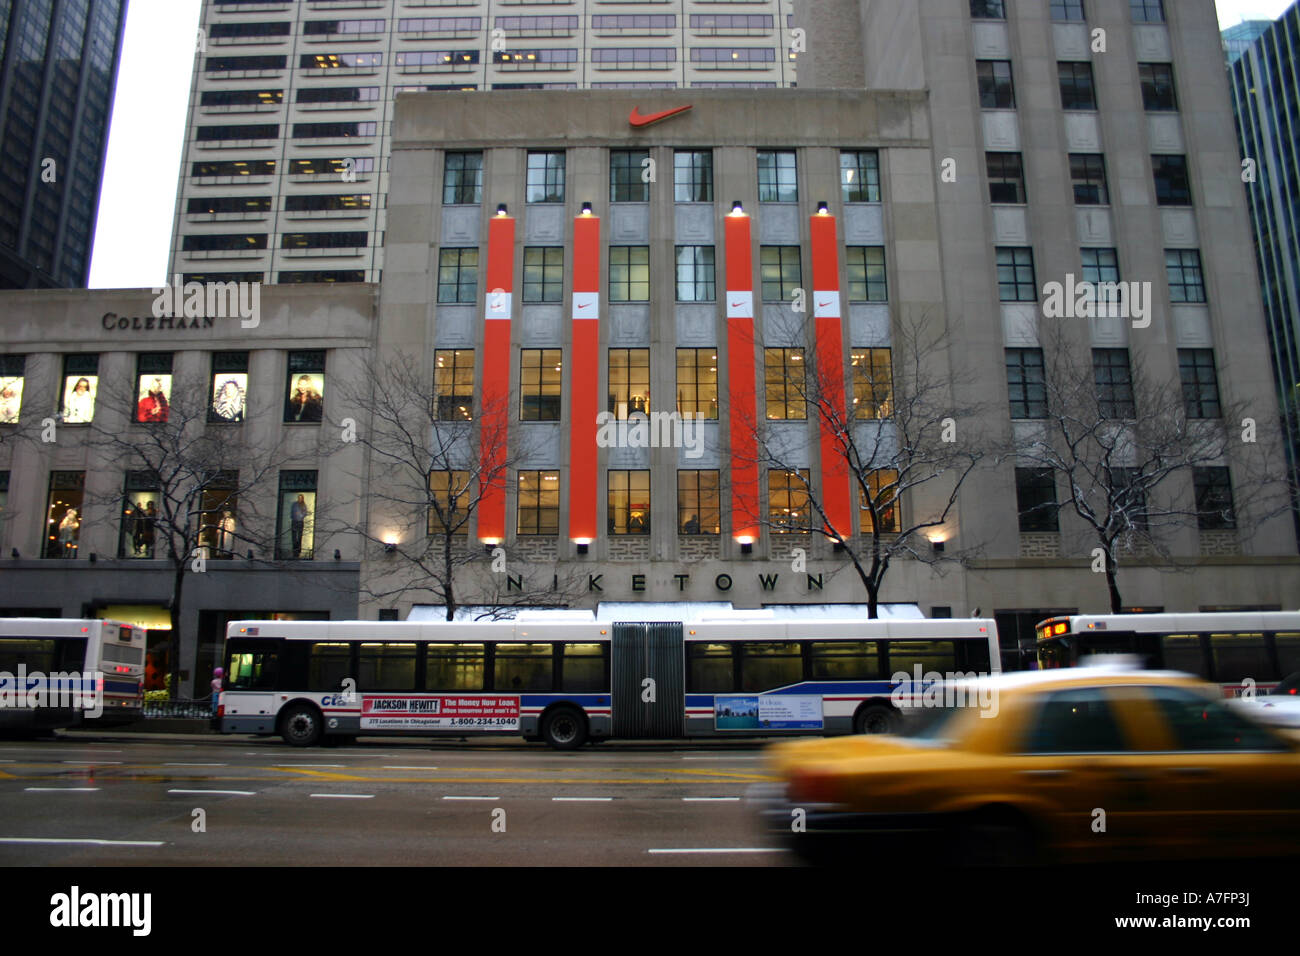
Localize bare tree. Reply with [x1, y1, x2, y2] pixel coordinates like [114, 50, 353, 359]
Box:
[742, 309, 993, 617]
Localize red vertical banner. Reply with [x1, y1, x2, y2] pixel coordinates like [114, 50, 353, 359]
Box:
[811, 212, 852, 539]
[725, 211, 760, 542]
[568, 212, 601, 542]
[478, 212, 515, 544]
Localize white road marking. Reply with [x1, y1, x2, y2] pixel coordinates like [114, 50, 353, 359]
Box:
[167, 789, 255, 796]
[309, 793, 374, 799]
[382, 766, 439, 770]
[442, 795, 499, 801]
[551, 796, 614, 802]
[0, 837, 165, 847]
[681, 796, 742, 802]
[647, 847, 788, 854]
[24, 787, 100, 792]
[61, 760, 123, 765]
[164, 762, 227, 767]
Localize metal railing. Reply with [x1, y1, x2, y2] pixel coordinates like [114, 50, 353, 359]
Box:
[142, 698, 216, 719]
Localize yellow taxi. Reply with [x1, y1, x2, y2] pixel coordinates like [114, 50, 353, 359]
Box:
[758, 663, 1300, 865]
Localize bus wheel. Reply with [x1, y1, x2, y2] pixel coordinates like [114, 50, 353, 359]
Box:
[541, 707, 587, 750]
[854, 704, 897, 735]
[279, 704, 323, 747]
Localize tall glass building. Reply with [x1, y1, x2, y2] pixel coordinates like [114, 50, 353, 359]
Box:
[0, 0, 127, 289]
[1226, 3, 1300, 542]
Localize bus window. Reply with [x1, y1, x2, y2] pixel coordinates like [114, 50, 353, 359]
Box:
[1160, 634, 1205, 676]
[1274, 633, 1300, 674]
[808, 642, 880, 681]
[493, 643, 553, 692]
[0, 639, 56, 673]
[738, 643, 802, 692]
[1209, 632, 1271, 683]
[1037, 640, 1071, 670]
[687, 643, 733, 693]
[358, 643, 417, 691]
[229, 651, 280, 691]
[308, 642, 353, 691]
[886, 641, 956, 676]
[425, 643, 484, 691]
[955, 638, 992, 672]
[561, 643, 606, 693]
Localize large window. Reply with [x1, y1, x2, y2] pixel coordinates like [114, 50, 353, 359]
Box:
[526, 151, 565, 203]
[1058, 62, 1097, 111]
[1138, 63, 1177, 111]
[523, 247, 563, 303]
[284, 351, 325, 423]
[688, 644, 734, 693]
[739, 643, 802, 692]
[852, 348, 893, 420]
[977, 60, 1015, 109]
[675, 245, 715, 301]
[1081, 248, 1120, 285]
[357, 643, 417, 692]
[1166, 249, 1206, 302]
[609, 246, 649, 301]
[1051, 0, 1085, 21]
[757, 150, 798, 202]
[442, 152, 483, 205]
[434, 349, 474, 421]
[120, 472, 159, 559]
[674, 150, 713, 202]
[1194, 467, 1235, 530]
[520, 349, 562, 421]
[44, 471, 85, 559]
[1178, 349, 1221, 420]
[997, 247, 1037, 302]
[60, 354, 98, 424]
[769, 469, 812, 533]
[610, 150, 650, 202]
[970, 1, 1006, 20]
[0, 354, 25, 425]
[1093, 348, 1136, 419]
[428, 470, 471, 535]
[1130, 0, 1164, 22]
[760, 245, 801, 302]
[676, 348, 718, 419]
[134, 353, 172, 424]
[608, 470, 650, 535]
[809, 642, 883, 681]
[860, 469, 900, 534]
[764, 348, 805, 420]
[1153, 155, 1191, 206]
[1006, 348, 1046, 419]
[678, 471, 721, 535]
[845, 246, 887, 302]
[425, 644, 484, 691]
[494, 644, 553, 692]
[1016, 468, 1059, 533]
[840, 150, 880, 202]
[1069, 153, 1109, 205]
[608, 349, 650, 419]
[198, 472, 239, 560]
[986, 152, 1026, 204]
[437, 248, 478, 304]
[517, 471, 560, 535]
[276, 471, 317, 560]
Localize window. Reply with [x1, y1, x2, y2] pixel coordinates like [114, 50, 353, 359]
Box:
[608, 349, 650, 419]
[1194, 467, 1235, 530]
[526, 151, 565, 203]
[188, 196, 273, 214]
[1050, 0, 1085, 21]
[562, 644, 607, 693]
[676, 348, 718, 419]
[120, 472, 160, 560]
[134, 353, 173, 425]
[283, 194, 372, 212]
[434, 349, 474, 421]
[860, 469, 900, 534]
[674, 150, 713, 202]
[44, 472, 85, 558]
[193, 159, 277, 178]
[1093, 349, 1136, 419]
[275, 471, 316, 560]
[60, 354, 98, 424]
[675, 245, 715, 301]
[1069, 153, 1109, 205]
[888, 641, 958, 675]
[609, 246, 650, 301]
[1153, 155, 1191, 206]
[285, 351, 325, 423]
[209, 54, 289, 73]
[610, 150, 650, 202]
[608, 470, 650, 535]
[0, 355, 24, 425]
[986, 152, 1026, 204]
[852, 348, 893, 420]
[291, 121, 376, 139]
[758, 150, 798, 202]
[1138, 63, 1177, 111]
[976, 60, 1015, 109]
[198, 471, 239, 560]
[295, 86, 378, 105]
[769, 469, 812, 533]
[425, 643, 484, 691]
[996, 247, 1037, 301]
[1081, 248, 1120, 285]
[443, 152, 483, 205]
[1178, 349, 1221, 420]
[428, 470, 471, 535]
[523, 247, 563, 303]
[0, 473, 7, 539]
[1025, 688, 1126, 753]
[1006, 348, 1046, 418]
[308, 643, 352, 692]
[845, 246, 887, 302]
[688, 643, 734, 693]
[1146, 685, 1281, 751]
[356, 643, 417, 692]
[437, 248, 478, 304]
[809, 642, 883, 681]
[840, 150, 880, 202]
[1130, 0, 1164, 22]
[1058, 62, 1097, 111]
[494, 644, 553, 692]
[678, 471, 721, 535]
[764, 348, 805, 420]
[1166, 249, 1206, 302]
[1016, 468, 1059, 533]
[517, 471, 560, 535]
[520, 349, 562, 421]
[760, 246, 801, 302]
[970, 0, 1005, 19]
[739, 643, 802, 692]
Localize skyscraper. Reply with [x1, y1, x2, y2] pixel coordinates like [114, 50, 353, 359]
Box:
[0, 0, 128, 288]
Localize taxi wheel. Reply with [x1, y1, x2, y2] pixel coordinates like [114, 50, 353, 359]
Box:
[854, 704, 898, 735]
[952, 808, 1038, 867]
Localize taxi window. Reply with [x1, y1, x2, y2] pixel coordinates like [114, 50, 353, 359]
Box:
[1145, 685, 1285, 752]
[1023, 688, 1127, 753]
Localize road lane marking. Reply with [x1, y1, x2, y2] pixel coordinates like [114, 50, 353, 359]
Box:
[0, 837, 165, 847]
[310, 793, 374, 799]
[167, 789, 255, 796]
[165, 762, 227, 767]
[682, 796, 742, 802]
[382, 766, 439, 770]
[647, 848, 788, 854]
[442, 795, 499, 801]
[61, 760, 123, 765]
[24, 787, 100, 792]
[551, 796, 614, 802]
[273, 764, 347, 769]
[679, 756, 760, 760]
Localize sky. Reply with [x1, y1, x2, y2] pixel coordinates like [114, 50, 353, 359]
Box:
[85, 0, 1296, 290]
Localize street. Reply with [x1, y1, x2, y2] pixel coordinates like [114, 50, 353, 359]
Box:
[0, 733, 789, 866]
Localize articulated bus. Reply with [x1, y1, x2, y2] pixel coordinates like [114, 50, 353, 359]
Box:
[218, 616, 1000, 748]
[1036, 612, 1300, 696]
[0, 618, 147, 730]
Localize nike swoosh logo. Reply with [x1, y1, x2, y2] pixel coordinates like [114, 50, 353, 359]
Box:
[819, 300, 832, 308]
[731, 301, 745, 308]
[577, 302, 591, 309]
[629, 105, 693, 128]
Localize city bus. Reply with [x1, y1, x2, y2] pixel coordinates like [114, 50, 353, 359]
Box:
[218, 615, 1000, 748]
[0, 618, 147, 730]
[1035, 611, 1300, 696]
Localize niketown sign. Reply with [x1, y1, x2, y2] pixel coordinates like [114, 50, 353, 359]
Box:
[628, 105, 693, 128]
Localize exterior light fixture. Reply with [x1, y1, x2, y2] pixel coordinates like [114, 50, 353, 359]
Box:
[737, 535, 754, 555]
[817, 201, 830, 215]
[575, 538, 591, 555]
[581, 202, 593, 216]
[496, 203, 508, 216]
[730, 200, 745, 216]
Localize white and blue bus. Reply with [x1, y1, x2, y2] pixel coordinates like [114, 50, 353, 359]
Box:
[0, 618, 146, 730]
[218, 615, 999, 748]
